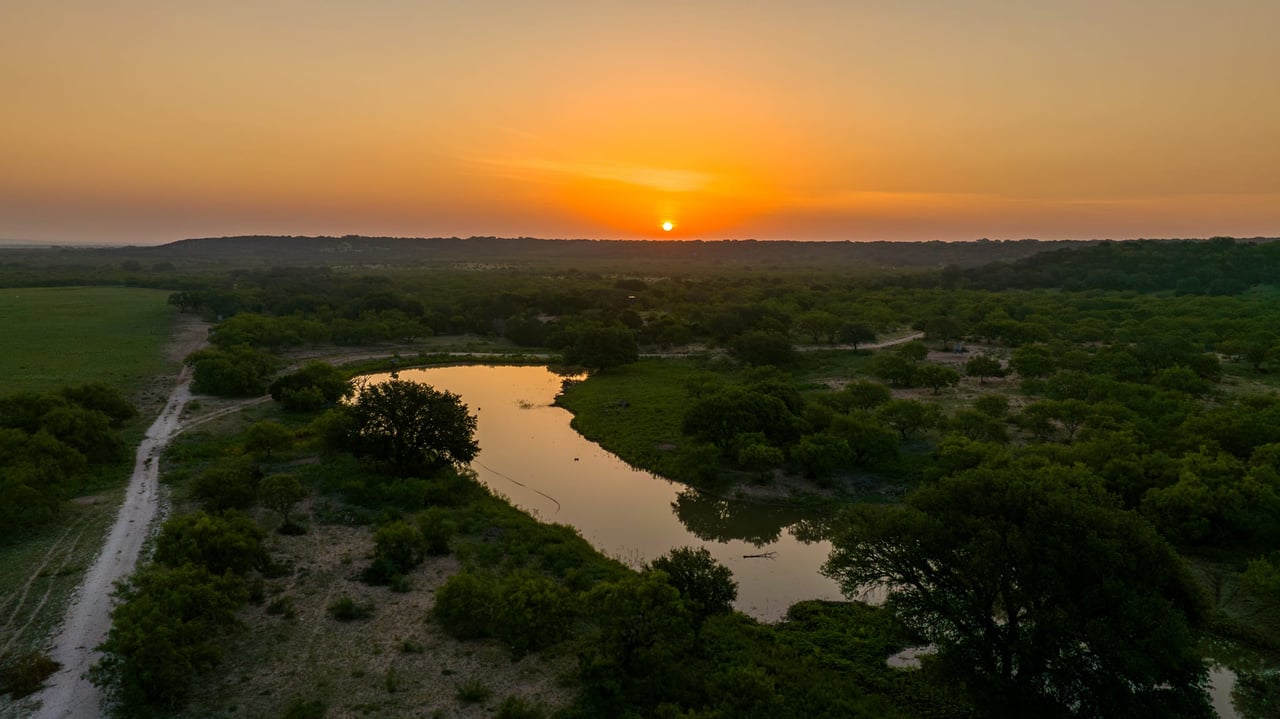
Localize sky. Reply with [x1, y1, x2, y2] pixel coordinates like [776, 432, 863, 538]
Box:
[3, 0, 1279, 244]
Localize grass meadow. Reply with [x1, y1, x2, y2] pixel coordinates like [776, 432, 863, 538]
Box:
[555, 359, 708, 480]
[0, 286, 176, 395]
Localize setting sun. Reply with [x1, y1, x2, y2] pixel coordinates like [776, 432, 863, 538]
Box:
[661, 221, 674, 232]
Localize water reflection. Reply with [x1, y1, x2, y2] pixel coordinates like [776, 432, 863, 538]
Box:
[363, 365, 845, 620]
[672, 488, 819, 547]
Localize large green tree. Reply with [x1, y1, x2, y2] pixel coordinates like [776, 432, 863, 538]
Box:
[342, 379, 479, 474]
[823, 463, 1211, 718]
[563, 325, 640, 369]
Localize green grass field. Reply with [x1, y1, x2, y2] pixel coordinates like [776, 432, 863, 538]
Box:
[556, 359, 708, 481]
[0, 286, 176, 395]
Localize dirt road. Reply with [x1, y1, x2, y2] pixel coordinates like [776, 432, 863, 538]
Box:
[32, 320, 208, 719]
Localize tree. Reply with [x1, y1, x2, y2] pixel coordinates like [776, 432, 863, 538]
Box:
[974, 393, 1010, 418]
[838, 322, 877, 349]
[153, 511, 265, 576]
[682, 388, 800, 452]
[792, 434, 852, 481]
[586, 571, 690, 673]
[342, 379, 479, 474]
[259, 473, 307, 531]
[648, 546, 738, 633]
[834, 380, 892, 412]
[243, 420, 292, 458]
[59, 382, 136, 426]
[949, 409, 1009, 444]
[729, 331, 796, 367]
[877, 399, 935, 440]
[797, 311, 843, 343]
[823, 464, 1211, 718]
[191, 462, 261, 511]
[869, 354, 916, 388]
[917, 364, 961, 394]
[39, 406, 126, 464]
[91, 564, 248, 709]
[1010, 344, 1056, 379]
[564, 325, 639, 369]
[830, 414, 898, 465]
[965, 354, 1006, 384]
[269, 362, 352, 411]
[186, 345, 281, 397]
[737, 442, 783, 482]
[895, 340, 929, 363]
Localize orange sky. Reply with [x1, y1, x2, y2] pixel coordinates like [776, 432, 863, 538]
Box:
[3, 0, 1278, 244]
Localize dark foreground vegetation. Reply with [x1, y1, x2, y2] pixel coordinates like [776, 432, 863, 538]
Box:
[0, 383, 135, 539]
[3, 235, 1280, 717]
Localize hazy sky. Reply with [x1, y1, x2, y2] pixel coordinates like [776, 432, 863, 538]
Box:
[3, 0, 1278, 244]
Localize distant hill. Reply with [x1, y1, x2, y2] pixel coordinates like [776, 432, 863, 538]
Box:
[963, 236, 1280, 294]
[135, 234, 1099, 270]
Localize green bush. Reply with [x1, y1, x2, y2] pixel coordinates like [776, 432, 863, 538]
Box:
[363, 520, 426, 585]
[496, 695, 547, 719]
[455, 678, 492, 704]
[419, 507, 457, 555]
[0, 651, 60, 699]
[281, 697, 327, 719]
[327, 596, 374, 621]
[266, 596, 296, 619]
[153, 510, 266, 576]
[191, 461, 262, 511]
[91, 563, 249, 708]
[432, 571, 500, 639]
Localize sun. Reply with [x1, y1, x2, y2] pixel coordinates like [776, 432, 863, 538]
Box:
[661, 221, 674, 232]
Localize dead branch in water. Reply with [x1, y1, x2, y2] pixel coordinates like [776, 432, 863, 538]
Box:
[742, 551, 777, 559]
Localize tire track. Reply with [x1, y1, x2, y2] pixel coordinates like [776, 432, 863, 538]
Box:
[0, 510, 96, 650]
[0, 517, 95, 658]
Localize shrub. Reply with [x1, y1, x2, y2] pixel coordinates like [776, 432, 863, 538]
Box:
[456, 678, 492, 704]
[266, 596, 296, 619]
[153, 510, 266, 576]
[432, 571, 500, 639]
[363, 520, 425, 585]
[0, 651, 60, 699]
[191, 462, 262, 511]
[496, 695, 547, 719]
[327, 596, 373, 622]
[281, 697, 327, 719]
[91, 564, 249, 708]
[419, 507, 457, 555]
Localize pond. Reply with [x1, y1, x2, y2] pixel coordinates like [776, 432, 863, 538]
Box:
[364, 365, 844, 621]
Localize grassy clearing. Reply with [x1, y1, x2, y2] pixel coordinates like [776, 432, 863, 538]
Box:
[0, 286, 176, 395]
[555, 359, 708, 480]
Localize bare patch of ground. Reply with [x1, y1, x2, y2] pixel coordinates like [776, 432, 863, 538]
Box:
[181, 510, 575, 719]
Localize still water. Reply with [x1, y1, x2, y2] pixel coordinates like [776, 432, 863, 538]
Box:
[365, 365, 844, 621]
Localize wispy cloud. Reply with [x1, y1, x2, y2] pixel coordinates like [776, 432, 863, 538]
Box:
[477, 156, 716, 193]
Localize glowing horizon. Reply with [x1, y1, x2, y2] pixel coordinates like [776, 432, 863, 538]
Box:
[3, 1, 1278, 245]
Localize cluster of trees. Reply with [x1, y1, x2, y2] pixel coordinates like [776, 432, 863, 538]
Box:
[826, 461, 1211, 717]
[91, 511, 265, 708]
[186, 344, 280, 396]
[966, 237, 1280, 295]
[0, 383, 135, 537]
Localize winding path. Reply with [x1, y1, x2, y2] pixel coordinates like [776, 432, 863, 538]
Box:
[32, 366, 196, 718]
